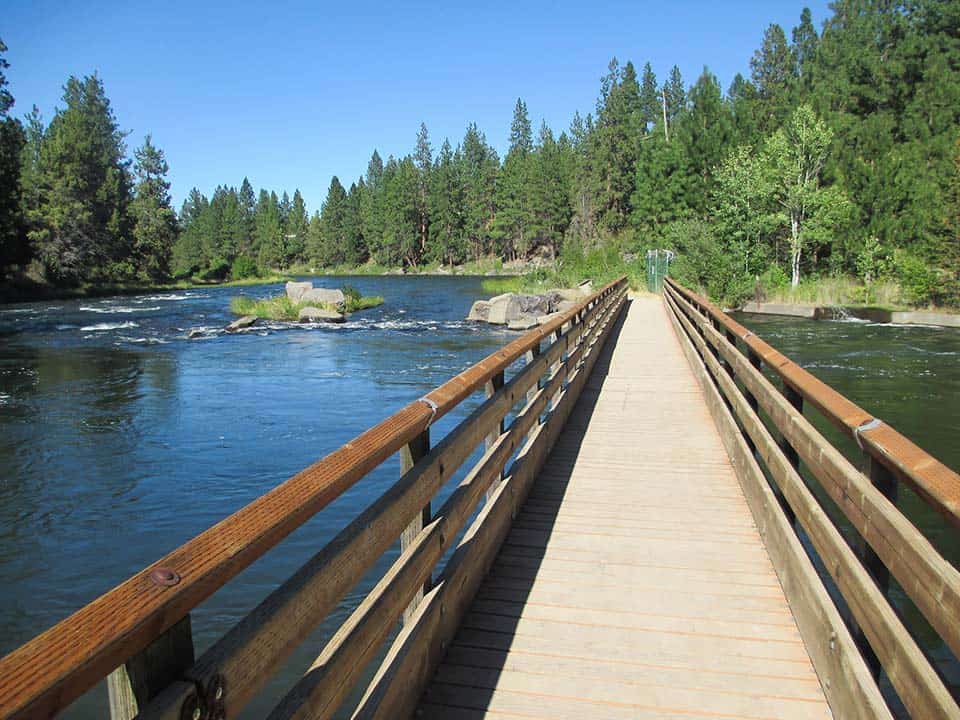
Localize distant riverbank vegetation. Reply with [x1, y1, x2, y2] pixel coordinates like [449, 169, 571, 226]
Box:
[0, 1, 957, 309]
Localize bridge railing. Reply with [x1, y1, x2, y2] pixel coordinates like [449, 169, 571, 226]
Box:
[0, 278, 629, 720]
[664, 277, 960, 720]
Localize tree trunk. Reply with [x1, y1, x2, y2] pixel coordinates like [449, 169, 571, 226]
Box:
[790, 215, 801, 287]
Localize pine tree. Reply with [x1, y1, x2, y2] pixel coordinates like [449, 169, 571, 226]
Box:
[238, 177, 256, 254]
[129, 135, 177, 281]
[414, 123, 432, 260]
[640, 62, 659, 131]
[30, 74, 132, 283]
[664, 65, 686, 122]
[0, 39, 26, 271]
[361, 150, 385, 262]
[343, 181, 366, 265]
[460, 124, 499, 262]
[172, 188, 208, 277]
[429, 139, 465, 265]
[750, 24, 796, 133]
[494, 99, 535, 258]
[791, 8, 819, 88]
[676, 67, 733, 214]
[509, 98, 533, 155]
[318, 176, 347, 265]
[254, 189, 284, 269]
[285, 189, 308, 264]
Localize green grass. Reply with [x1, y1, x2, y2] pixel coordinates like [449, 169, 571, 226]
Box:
[763, 277, 907, 309]
[229, 291, 384, 320]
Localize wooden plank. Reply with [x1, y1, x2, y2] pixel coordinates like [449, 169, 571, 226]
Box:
[352, 288, 628, 720]
[665, 290, 896, 720]
[668, 285, 960, 672]
[400, 429, 431, 624]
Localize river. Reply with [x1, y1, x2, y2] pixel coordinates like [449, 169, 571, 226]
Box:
[0, 280, 956, 716]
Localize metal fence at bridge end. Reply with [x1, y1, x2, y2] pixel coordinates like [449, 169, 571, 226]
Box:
[646, 249, 674, 293]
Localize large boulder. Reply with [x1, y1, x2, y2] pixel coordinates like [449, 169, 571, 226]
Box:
[487, 293, 522, 325]
[286, 281, 313, 302]
[556, 299, 578, 314]
[298, 306, 345, 323]
[467, 300, 491, 322]
[300, 288, 345, 306]
[225, 316, 257, 332]
[550, 288, 583, 303]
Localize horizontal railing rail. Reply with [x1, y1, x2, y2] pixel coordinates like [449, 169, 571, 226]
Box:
[0, 277, 629, 720]
[665, 277, 960, 527]
[664, 278, 959, 720]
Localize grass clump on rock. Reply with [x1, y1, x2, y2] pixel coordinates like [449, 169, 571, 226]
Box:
[230, 285, 383, 322]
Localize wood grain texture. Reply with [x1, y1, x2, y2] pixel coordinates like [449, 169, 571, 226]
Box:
[415, 298, 833, 720]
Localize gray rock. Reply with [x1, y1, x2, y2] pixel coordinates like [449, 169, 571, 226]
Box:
[187, 328, 205, 339]
[577, 280, 593, 295]
[286, 281, 313, 302]
[549, 288, 584, 303]
[557, 299, 578, 314]
[487, 293, 522, 324]
[298, 306, 345, 323]
[466, 300, 491, 322]
[507, 317, 540, 331]
[300, 287, 345, 306]
[225, 316, 257, 332]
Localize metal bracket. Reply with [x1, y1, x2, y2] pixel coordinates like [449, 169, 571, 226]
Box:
[418, 397, 439, 427]
[854, 418, 882, 450]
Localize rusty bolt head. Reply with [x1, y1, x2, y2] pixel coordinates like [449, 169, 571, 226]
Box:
[149, 566, 181, 587]
[207, 674, 226, 705]
[179, 693, 201, 720]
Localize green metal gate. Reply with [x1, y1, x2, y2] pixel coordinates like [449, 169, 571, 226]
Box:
[646, 249, 674, 293]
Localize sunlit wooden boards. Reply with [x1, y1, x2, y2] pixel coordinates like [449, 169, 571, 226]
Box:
[416, 297, 833, 720]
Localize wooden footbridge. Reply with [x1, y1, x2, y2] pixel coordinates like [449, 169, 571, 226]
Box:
[1, 277, 959, 720]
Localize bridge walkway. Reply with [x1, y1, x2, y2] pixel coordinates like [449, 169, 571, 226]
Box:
[417, 297, 833, 719]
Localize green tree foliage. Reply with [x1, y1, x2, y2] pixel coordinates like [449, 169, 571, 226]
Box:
[429, 139, 465, 265]
[460, 124, 499, 262]
[30, 75, 132, 284]
[493, 99, 534, 259]
[129, 135, 177, 281]
[0, 39, 26, 272]
[750, 24, 796, 133]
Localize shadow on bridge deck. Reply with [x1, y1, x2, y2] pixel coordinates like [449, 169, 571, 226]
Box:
[415, 296, 832, 720]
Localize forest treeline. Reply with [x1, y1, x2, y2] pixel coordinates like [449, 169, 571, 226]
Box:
[0, 0, 958, 305]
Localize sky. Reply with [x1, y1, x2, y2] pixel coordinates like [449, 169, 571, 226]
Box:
[4, 0, 833, 212]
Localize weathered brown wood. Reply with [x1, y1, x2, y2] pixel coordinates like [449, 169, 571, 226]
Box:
[265, 314, 597, 720]
[352, 290, 627, 720]
[107, 615, 195, 720]
[666, 288, 960, 720]
[135, 293, 610, 720]
[524, 342, 541, 444]
[665, 292, 891, 720]
[665, 277, 960, 528]
[484, 370, 506, 503]
[401, 429, 431, 624]
[0, 276, 626, 720]
[666, 283, 960, 666]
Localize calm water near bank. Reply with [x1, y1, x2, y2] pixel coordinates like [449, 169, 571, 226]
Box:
[0, 283, 956, 716]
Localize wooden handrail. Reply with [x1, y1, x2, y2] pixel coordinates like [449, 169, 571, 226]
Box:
[664, 276, 960, 528]
[663, 280, 959, 720]
[0, 278, 629, 720]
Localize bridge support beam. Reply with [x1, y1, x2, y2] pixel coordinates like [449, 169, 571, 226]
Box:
[401, 429, 431, 625]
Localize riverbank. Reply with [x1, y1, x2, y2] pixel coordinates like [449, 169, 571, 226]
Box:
[740, 301, 960, 328]
[0, 273, 289, 306]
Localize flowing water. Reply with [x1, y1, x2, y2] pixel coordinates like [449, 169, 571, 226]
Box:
[0, 284, 956, 716]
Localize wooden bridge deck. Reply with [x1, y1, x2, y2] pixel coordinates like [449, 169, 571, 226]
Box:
[417, 297, 833, 719]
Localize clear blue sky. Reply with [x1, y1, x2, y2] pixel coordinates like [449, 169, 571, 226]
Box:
[4, 0, 832, 213]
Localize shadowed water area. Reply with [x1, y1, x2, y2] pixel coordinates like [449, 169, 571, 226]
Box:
[0, 281, 956, 717]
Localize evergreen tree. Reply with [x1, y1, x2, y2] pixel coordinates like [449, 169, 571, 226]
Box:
[0, 39, 26, 271]
[750, 24, 796, 132]
[285, 189, 308, 264]
[664, 65, 686, 122]
[318, 176, 347, 265]
[129, 135, 177, 280]
[172, 188, 208, 277]
[640, 62, 660, 130]
[255, 189, 284, 269]
[343, 181, 366, 265]
[676, 67, 733, 214]
[429, 139, 465, 265]
[460, 124, 499, 261]
[238, 177, 256, 254]
[414, 123, 432, 260]
[530, 123, 573, 258]
[361, 150, 385, 262]
[30, 74, 132, 283]
[17, 106, 44, 258]
[791, 8, 819, 87]
[494, 99, 535, 258]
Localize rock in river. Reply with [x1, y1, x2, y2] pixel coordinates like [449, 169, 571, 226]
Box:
[225, 316, 257, 332]
[300, 287, 345, 306]
[285, 281, 313, 303]
[298, 306, 345, 323]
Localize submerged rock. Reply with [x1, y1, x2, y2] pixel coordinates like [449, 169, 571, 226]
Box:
[298, 306, 345, 323]
[225, 316, 257, 332]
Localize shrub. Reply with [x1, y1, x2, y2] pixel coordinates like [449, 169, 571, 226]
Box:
[892, 250, 936, 306]
[230, 255, 260, 280]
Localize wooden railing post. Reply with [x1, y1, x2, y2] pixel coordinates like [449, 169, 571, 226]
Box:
[853, 457, 897, 677]
[484, 370, 505, 502]
[742, 349, 762, 455]
[107, 614, 195, 720]
[525, 342, 542, 444]
[400, 429, 431, 625]
[776, 383, 801, 526]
